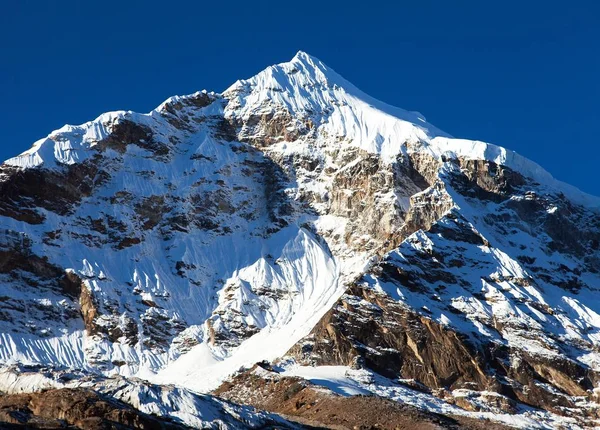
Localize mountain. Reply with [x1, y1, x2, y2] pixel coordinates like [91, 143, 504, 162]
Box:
[0, 51, 598, 429]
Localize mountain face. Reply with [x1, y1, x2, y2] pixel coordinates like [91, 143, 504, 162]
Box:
[0, 52, 599, 429]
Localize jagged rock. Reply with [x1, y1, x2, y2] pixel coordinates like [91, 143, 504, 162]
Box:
[288, 284, 493, 391]
[215, 367, 512, 430]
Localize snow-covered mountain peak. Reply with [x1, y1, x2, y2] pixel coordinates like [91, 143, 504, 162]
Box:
[290, 50, 322, 65]
[0, 52, 600, 429]
[220, 53, 599, 209]
[223, 51, 442, 130]
[225, 50, 337, 97]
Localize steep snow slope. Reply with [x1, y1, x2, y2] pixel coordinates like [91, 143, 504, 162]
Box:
[0, 51, 599, 428]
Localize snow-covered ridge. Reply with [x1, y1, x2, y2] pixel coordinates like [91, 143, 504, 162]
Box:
[5, 51, 598, 208]
[3, 90, 219, 170]
[223, 51, 449, 137]
[429, 136, 600, 209]
[3, 111, 125, 169]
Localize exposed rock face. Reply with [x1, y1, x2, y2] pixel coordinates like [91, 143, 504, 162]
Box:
[0, 388, 189, 429]
[288, 282, 600, 420]
[0, 159, 110, 224]
[289, 284, 492, 391]
[287, 153, 600, 425]
[0, 231, 82, 338]
[0, 52, 599, 428]
[215, 366, 512, 430]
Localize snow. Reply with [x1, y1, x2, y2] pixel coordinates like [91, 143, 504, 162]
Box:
[224, 51, 448, 164]
[281, 364, 371, 396]
[155, 226, 348, 392]
[5, 51, 599, 213]
[4, 111, 124, 169]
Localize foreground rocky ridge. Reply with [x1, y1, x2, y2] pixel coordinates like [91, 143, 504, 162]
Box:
[0, 388, 190, 429]
[0, 52, 598, 428]
[0, 365, 301, 429]
[215, 364, 512, 430]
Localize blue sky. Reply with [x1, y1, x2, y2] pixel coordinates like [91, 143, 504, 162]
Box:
[1, 1, 598, 194]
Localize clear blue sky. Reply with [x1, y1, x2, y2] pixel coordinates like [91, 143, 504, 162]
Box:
[1, 1, 598, 194]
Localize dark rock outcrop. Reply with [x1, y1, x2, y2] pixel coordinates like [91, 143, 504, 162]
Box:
[0, 388, 189, 429]
[215, 366, 512, 430]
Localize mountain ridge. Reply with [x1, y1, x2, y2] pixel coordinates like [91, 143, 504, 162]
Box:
[7, 51, 599, 210]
